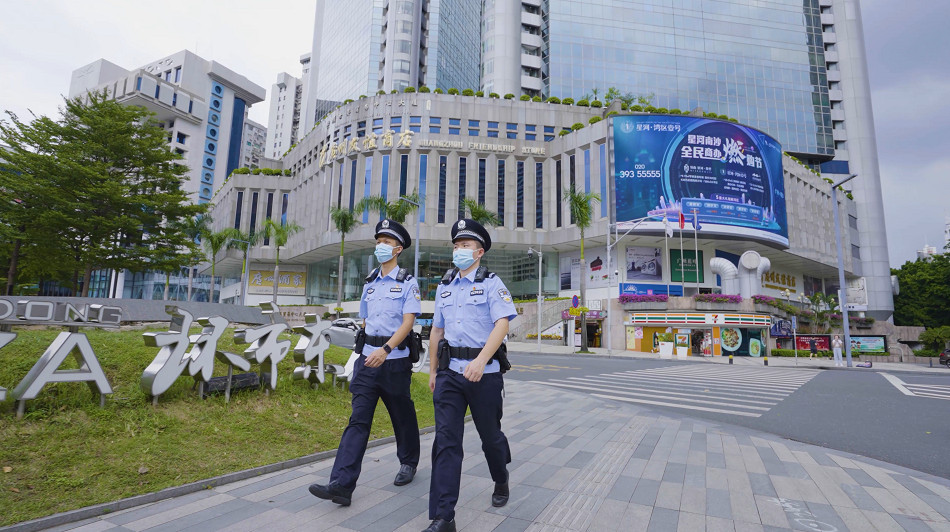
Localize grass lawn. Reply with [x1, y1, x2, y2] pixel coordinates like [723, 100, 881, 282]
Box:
[0, 326, 435, 526]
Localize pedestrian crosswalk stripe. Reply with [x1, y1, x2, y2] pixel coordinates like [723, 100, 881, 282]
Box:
[880, 373, 950, 401]
[590, 393, 762, 417]
[563, 376, 787, 403]
[537, 365, 817, 418]
[547, 379, 774, 409]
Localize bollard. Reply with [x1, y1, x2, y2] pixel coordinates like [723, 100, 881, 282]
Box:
[764, 356, 768, 366]
[930, 359, 933, 368]
[729, 354, 733, 365]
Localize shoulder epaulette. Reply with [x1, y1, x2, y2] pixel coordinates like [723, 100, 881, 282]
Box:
[440, 267, 459, 285]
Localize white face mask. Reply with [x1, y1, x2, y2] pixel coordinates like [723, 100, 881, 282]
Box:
[453, 248, 478, 269]
[375, 243, 395, 263]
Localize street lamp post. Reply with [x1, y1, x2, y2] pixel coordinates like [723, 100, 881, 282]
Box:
[605, 216, 652, 353]
[398, 196, 421, 279]
[231, 238, 251, 306]
[831, 174, 858, 367]
[782, 288, 798, 365]
[528, 247, 543, 351]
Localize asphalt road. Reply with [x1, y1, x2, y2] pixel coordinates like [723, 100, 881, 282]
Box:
[505, 351, 950, 480]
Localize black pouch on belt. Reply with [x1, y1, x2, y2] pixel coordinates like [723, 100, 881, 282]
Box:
[437, 339, 450, 370]
[354, 328, 366, 353]
[495, 343, 512, 374]
[407, 331, 422, 363]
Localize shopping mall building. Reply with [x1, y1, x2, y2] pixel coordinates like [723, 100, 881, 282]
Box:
[207, 92, 880, 355]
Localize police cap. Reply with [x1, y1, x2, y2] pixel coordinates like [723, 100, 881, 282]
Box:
[451, 218, 492, 251]
[375, 218, 411, 248]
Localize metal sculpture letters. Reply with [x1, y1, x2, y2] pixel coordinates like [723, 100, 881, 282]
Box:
[233, 302, 290, 392]
[291, 313, 332, 386]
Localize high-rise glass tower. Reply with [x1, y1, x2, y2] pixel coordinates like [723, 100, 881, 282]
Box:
[302, 0, 481, 132]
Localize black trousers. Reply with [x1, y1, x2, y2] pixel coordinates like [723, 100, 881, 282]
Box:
[330, 355, 420, 490]
[429, 369, 510, 521]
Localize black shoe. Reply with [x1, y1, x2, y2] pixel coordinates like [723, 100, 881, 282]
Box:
[492, 480, 509, 507]
[394, 463, 416, 486]
[308, 482, 352, 506]
[422, 519, 456, 532]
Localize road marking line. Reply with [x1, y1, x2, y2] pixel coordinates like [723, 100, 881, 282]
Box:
[589, 393, 762, 417]
[900, 382, 950, 389]
[565, 375, 794, 400]
[554, 377, 780, 406]
[880, 372, 914, 396]
[615, 369, 815, 385]
[541, 381, 773, 411]
[605, 373, 807, 392]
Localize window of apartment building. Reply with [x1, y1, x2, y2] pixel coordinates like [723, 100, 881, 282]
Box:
[164, 70, 172, 82]
[176, 132, 187, 144]
[419, 154, 428, 222]
[555, 159, 562, 227]
[394, 60, 411, 74]
[349, 160, 358, 210]
[516, 161, 525, 228]
[851, 245, 861, 259]
[507, 123, 517, 130]
[430, 126, 441, 134]
[497, 160, 506, 225]
[234, 191, 244, 229]
[525, 133, 536, 141]
[848, 215, 858, 230]
[449, 118, 460, 126]
[584, 149, 591, 193]
[569, 154, 576, 224]
[380, 155, 390, 215]
[449, 127, 460, 135]
[399, 154, 409, 196]
[478, 158, 486, 205]
[488, 121, 499, 129]
[396, 0, 413, 14]
[396, 40, 412, 54]
[249, 192, 259, 235]
[174, 67, 181, 83]
[362, 157, 374, 223]
[438, 156, 448, 223]
[469, 129, 479, 136]
[535, 162, 544, 229]
[458, 157, 467, 220]
[263, 193, 274, 245]
[488, 130, 498, 138]
[281, 193, 289, 226]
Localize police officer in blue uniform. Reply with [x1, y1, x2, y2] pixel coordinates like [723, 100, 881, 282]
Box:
[309, 219, 421, 506]
[423, 219, 517, 532]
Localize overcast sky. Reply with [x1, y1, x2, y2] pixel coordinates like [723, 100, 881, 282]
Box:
[0, 1, 943, 268]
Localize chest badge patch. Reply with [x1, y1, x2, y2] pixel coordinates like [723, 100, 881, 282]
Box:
[470, 288, 485, 296]
[390, 286, 403, 293]
[440, 291, 452, 299]
[366, 288, 375, 295]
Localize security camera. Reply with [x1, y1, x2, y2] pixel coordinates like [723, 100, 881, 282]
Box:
[528, 248, 534, 256]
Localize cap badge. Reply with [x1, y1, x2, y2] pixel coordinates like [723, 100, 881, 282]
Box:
[382, 220, 389, 228]
[458, 220, 466, 229]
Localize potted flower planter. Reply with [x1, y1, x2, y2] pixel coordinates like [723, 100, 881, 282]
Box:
[622, 301, 669, 311]
[658, 342, 674, 358]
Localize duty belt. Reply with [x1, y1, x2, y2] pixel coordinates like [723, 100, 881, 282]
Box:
[365, 334, 408, 349]
[447, 345, 484, 359]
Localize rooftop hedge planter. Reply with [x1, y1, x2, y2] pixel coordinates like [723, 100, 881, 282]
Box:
[619, 294, 668, 310]
[694, 294, 742, 311]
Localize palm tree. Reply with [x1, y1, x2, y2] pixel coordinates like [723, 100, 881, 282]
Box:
[201, 228, 231, 303]
[388, 191, 421, 223]
[223, 228, 263, 305]
[260, 219, 303, 303]
[564, 188, 601, 352]
[181, 215, 211, 301]
[355, 195, 389, 223]
[461, 197, 501, 226]
[330, 207, 360, 317]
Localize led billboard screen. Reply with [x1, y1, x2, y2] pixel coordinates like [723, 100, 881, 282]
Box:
[612, 115, 788, 246]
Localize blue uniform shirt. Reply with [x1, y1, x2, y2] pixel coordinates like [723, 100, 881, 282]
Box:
[359, 267, 421, 360]
[433, 269, 517, 374]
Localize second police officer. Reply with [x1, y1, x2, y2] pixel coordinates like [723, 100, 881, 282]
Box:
[309, 219, 421, 506]
[423, 219, 517, 532]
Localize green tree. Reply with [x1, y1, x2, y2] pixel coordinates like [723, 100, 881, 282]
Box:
[353, 192, 422, 224]
[564, 188, 601, 352]
[0, 92, 206, 295]
[919, 326, 950, 352]
[603, 87, 654, 108]
[179, 215, 211, 301]
[461, 197, 501, 227]
[330, 207, 360, 316]
[260, 219, 302, 303]
[223, 227, 263, 305]
[201, 229, 231, 303]
[891, 253, 950, 327]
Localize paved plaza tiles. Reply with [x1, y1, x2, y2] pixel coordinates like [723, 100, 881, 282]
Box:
[15, 381, 950, 532]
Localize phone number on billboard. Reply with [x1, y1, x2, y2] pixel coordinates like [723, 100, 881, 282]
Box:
[619, 170, 661, 178]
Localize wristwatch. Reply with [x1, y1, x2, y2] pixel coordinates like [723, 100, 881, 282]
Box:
[382, 344, 392, 354]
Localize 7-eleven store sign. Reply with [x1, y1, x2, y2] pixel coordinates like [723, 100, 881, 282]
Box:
[626, 313, 772, 356]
